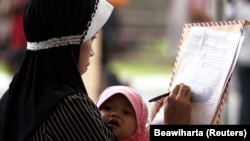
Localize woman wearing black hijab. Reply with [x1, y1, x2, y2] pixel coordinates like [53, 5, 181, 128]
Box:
[0, 0, 193, 140]
[0, 0, 117, 140]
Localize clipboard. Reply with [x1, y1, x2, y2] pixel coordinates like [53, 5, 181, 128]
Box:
[151, 20, 250, 125]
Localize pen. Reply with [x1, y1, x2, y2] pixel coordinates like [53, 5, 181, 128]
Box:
[148, 92, 170, 102]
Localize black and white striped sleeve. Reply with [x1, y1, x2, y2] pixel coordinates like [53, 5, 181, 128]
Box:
[30, 93, 117, 141]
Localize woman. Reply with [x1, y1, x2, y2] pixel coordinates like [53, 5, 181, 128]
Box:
[0, 0, 192, 140]
[0, 0, 116, 140]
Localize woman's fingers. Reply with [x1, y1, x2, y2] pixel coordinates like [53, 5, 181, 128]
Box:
[170, 83, 191, 100]
[149, 83, 192, 124]
[163, 83, 192, 124]
[176, 84, 192, 99]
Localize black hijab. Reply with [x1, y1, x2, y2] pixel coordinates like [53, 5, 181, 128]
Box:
[0, 0, 113, 140]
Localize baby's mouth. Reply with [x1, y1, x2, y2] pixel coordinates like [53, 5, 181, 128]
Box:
[107, 119, 120, 127]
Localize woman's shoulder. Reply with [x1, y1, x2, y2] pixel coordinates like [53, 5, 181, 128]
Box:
[61, 92, 97, 109]
[64, 92, 89, 100]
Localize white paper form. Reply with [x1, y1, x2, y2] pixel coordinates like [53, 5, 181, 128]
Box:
[151, 27, 243, 124]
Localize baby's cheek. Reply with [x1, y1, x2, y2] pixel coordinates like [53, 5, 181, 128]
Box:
[100, 111, 108, 120]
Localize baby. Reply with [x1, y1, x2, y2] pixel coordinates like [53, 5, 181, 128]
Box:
[96, 85, 149, 141]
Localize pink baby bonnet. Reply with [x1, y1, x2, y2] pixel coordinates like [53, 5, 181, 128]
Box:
[96, 85, 149, 141]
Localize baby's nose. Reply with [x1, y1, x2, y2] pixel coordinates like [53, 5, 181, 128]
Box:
[111, 111, 120, 118]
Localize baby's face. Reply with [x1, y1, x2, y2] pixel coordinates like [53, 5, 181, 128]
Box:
[99, 94, 137, 140]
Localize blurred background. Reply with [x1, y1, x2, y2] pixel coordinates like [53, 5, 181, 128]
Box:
[0, 0, 249, 124]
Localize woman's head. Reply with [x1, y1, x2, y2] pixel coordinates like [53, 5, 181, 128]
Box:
[96, 86, 149, 141]
[23, 0, 113, 74]
[0, 1, 114, 140]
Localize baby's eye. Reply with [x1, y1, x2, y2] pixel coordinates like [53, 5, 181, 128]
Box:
[123, 110, 132, 115]
[100, 105, 111, 111]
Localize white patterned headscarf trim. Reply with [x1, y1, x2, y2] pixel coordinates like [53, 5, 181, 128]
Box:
[27, 35, 82, 50]
[27, 0, 113, 51]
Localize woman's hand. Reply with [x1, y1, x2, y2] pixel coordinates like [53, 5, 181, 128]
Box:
[163, 84, 192, 124]
[149, 84, 192, 125]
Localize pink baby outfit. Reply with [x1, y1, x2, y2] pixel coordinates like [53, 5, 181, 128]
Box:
[96, 86, 149, 141]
